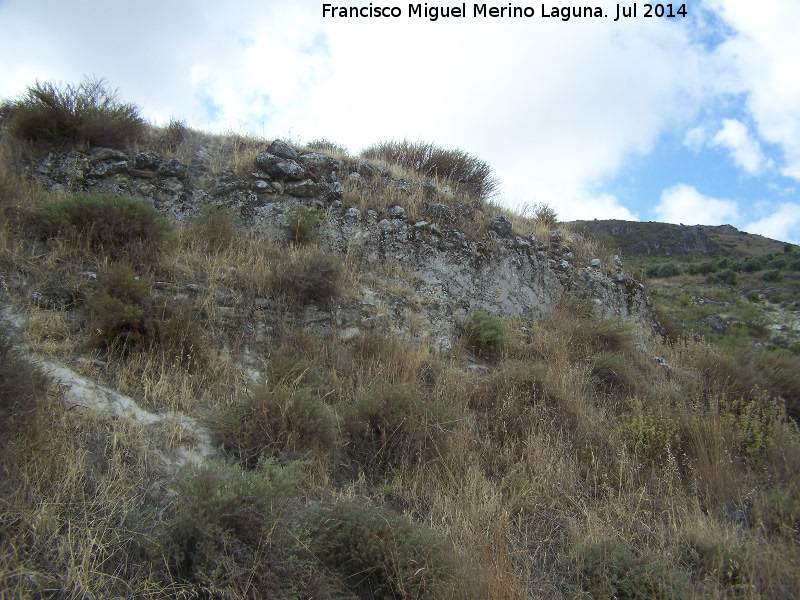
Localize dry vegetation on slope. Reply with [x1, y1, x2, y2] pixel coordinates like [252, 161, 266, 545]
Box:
[1, 79, 799, 599]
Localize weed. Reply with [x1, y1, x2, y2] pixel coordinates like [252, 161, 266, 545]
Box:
[463, 309, 508, 358]
[590, 352, 640, 396]
[2, 77, 145, 150]
[187, 204, 239, 252]
[574, 538, 690, 600]
[0, 327, 49, 443]
[361, 139, 500, 200]
[308, 500, 467, 600]
[214, 384, 336, 467]
[271, 248, 342, 307]
[36, 192, 173, 263]
[343, 384, 451, 478]
[619, 399, 679, 462]
[287, 204, 321, 244]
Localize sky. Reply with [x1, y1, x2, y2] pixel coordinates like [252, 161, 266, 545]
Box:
[1, 1, 799, 243]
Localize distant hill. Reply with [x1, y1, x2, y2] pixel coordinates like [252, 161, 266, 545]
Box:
[570, 219, 790, 258]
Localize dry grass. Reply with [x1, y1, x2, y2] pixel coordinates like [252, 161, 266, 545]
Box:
[3, 113, 800, 599]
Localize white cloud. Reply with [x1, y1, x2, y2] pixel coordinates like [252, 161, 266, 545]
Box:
[655, 184, 739, 225]
[706, 0, 800, 180]
[710, 118, 771, 174]
[683, 126, 709, 152]
[744, 203, 800, 243]
[0, 0, 729, 217]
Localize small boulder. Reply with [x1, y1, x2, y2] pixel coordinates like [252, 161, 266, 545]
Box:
[490, 215, 512, 236]
[266, 140, 298, 160]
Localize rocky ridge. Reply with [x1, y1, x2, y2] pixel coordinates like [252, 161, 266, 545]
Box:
[25, 140, 659, 352]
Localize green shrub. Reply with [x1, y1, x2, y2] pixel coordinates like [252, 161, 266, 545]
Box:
[343, 384, 451, 478]
[86, 264, 206, 367]
[767, 256, 788, 270]
[287, 204, 320, 244]
[532, 202, 559, 227]
[86, 264, 150, 351]
[762, 269, 783, 282]
[574, 538, 689, 600]
[741, 256, 764, 273]
[657, 262, 682, 278]
[38, 192, 172, 262]
[361, 139, 500, 200]
[271, 249, 342, 307]
[188, 204, 239, 252]
[167, 457, 309, 596]
[714, 269, 738, 285]
[214, 384, 336, 468]
[746, 291, 760, 303]
[463, 309, 508, 357]
[2, 77, 146, 150]
[307, 500, 466, 600]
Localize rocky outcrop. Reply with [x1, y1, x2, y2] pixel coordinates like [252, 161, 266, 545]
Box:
[24, 142, 659, 353]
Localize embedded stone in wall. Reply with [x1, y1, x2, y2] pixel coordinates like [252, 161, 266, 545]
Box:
[266, 140, 298, 160]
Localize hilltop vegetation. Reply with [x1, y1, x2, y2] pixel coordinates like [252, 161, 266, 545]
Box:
[1, 79, 799, 599]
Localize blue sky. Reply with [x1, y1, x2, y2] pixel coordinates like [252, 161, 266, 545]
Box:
[1, 1, 799, 242]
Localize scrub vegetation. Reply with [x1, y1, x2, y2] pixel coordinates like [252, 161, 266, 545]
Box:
[1, 80, 799, 599]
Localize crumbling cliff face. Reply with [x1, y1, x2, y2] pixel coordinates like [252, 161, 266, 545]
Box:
[24, 139, 659, 353]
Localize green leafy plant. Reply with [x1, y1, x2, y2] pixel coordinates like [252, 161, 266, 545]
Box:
[762, 269, 783, 282]
[463, 309, 508, 358]
[2, 77, 146, 150]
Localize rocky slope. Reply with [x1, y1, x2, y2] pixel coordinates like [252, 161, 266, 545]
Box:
[23, 140, 659, 353]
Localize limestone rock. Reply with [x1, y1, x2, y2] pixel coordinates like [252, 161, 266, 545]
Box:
[490, 215, 512, 236]
[266, 140, 298, 160]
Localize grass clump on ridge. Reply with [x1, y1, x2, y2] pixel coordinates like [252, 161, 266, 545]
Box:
[361, 139, 500, 200]
[1, 77, 146, 150]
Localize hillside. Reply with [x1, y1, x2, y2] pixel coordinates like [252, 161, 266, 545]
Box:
[570, 219, 790, 258]
[1, 81, 799, 599]
[569, 220, 800, 356]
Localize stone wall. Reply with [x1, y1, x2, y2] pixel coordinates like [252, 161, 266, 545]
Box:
[25, 139, 660, 353]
